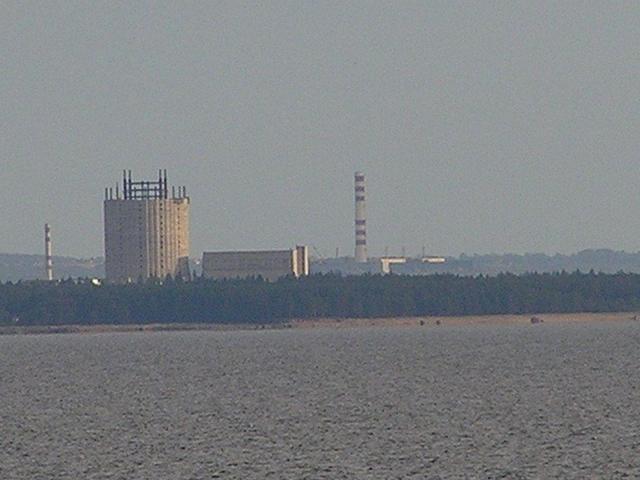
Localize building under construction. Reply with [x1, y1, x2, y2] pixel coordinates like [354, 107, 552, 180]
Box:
[104, 170, 190, 283]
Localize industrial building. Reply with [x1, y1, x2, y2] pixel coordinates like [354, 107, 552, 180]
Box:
[104, 170, 190, 283]
[202, 246, 309, 281]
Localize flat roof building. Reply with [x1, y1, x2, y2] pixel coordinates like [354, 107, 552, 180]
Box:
[202, 246, 309, 281]
[104, 170, 190, 283]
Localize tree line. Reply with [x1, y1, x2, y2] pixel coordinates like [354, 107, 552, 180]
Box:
[1, 271, 640, 326]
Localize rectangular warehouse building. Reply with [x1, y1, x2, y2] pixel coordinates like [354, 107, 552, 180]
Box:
[202, 246, 309, 281]
[104, 170, 190, 283]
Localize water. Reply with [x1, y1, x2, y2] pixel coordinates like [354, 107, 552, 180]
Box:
[1, 321, 640, 479]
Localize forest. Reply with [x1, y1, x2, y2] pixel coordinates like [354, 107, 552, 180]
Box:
[1, 271, 640, 326]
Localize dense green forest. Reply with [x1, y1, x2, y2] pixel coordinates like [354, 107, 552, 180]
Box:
[1, 272, 640, 326]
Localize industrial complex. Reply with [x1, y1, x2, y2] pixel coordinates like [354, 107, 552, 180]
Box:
[27, 168, 640, 280]
[36, 169, 448, 282]
[101, 170, 312, 283]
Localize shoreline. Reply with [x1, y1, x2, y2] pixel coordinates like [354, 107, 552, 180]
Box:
[0, 312, 638, 336]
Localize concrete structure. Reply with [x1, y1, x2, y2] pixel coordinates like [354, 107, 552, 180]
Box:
[104, 170, 190, 283]
[354, 172, 368, 262]
[44, 223, 53, 281]
[422, 256, 446, 264]
[380, 257, 407, 274]
[202, 246, 309, 281]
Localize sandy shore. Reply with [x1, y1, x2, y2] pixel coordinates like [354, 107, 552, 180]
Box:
[292, 312, 639, 329]
[0, 312, 638, 336]
[0, 322, 288, 336]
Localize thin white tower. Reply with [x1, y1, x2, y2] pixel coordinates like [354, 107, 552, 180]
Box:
[354, 172, 368, 262]
[44, 223, 53, 281]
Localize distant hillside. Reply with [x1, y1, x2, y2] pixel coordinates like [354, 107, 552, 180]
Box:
[312, 249, 640, 276]
[0, 254, 204, 282]
[0, 254, 104, 282]
[4, 248, 640, 283]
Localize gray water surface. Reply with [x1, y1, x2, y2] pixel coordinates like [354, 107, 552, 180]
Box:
[1, 322, 639, 479]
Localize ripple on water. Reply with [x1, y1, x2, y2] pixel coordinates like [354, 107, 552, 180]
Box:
[1, 321, 640, 479]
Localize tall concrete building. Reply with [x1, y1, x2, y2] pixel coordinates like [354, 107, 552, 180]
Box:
[202, 246, 309, 282]
[354, 172, 368, 262]
[104, 170, 190, 283]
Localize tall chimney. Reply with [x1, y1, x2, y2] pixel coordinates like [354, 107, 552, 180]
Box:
[354, 172, 368, 262]
[44, 223, 53, 281]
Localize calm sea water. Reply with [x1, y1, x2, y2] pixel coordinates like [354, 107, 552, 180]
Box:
[1, 321, 640, 479]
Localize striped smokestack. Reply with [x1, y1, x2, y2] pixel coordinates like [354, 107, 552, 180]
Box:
[44, 223, 53, 281]
[354, 172, 368, 262]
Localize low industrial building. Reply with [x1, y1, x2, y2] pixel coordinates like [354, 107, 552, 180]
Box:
[202, 246, 309, 281]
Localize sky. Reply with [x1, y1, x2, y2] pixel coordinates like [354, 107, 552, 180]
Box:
[1, 1, 639, 259]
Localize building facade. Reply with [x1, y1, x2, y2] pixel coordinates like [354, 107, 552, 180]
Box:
[202, 246, 309, 281]
[104, 170, 190, 282]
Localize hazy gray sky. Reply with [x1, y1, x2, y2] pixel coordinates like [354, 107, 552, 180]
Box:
[2, 1, 639, 258]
